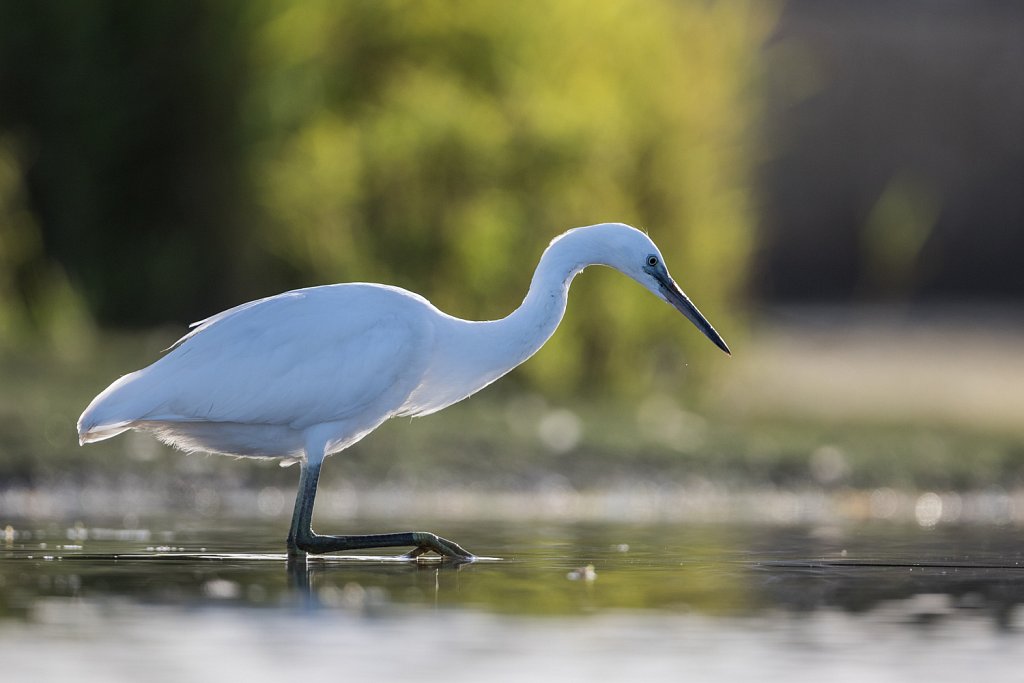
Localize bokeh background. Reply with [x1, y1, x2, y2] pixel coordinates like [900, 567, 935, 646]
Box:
[1, 0, 1022, 523]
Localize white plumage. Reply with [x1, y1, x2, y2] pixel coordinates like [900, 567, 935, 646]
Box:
[78, 223, 729, 560]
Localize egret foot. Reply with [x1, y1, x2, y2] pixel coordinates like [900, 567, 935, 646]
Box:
[287, 529, 475, 562]
[400, 532, 475, 561]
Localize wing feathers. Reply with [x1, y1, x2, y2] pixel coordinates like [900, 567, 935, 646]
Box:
[82, 285, 434, 435]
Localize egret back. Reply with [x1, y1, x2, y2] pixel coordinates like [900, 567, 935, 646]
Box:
[77, 284, 435, 455]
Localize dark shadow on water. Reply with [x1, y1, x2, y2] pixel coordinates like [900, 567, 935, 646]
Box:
[753, 559, 1024, 632]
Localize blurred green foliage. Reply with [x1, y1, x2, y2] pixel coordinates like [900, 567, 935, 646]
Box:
[0, 0, 771, 395]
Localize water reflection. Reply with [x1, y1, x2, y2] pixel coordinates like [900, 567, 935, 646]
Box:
[755, 560, 1023, 631]
[284, 553, 468, 612]
[1, 520, 1023, 679]
[4, 519, 1021, 617]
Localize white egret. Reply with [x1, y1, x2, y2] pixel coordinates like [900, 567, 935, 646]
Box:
[78, 222, 729, 560]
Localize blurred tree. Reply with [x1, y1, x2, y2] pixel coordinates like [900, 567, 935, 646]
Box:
[249, 0, 770, 395]
[0, 0, 770, 397]
[756, 1, 1024, 304]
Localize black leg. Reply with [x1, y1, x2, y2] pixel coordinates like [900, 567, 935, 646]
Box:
[286, 457, 475, 561]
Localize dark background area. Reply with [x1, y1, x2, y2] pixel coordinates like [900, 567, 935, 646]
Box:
[756, 0, 1024, 304]
[1, 1, 1020, 330]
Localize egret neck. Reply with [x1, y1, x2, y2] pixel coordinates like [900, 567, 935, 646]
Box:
[400, 231, 590, 417]
[487, 233, 586, 366]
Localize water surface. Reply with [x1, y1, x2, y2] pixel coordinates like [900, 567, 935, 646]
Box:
[2, 519, 1022, 681]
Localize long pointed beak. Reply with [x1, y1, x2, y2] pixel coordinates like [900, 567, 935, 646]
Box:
[657, 275, 731, 355]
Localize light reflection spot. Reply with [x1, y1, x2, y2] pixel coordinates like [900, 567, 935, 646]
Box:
[915, 492, 943, 527]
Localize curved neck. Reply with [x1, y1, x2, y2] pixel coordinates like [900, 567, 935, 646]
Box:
[404, 229, 619, 416]
[482, 235, 590, 369]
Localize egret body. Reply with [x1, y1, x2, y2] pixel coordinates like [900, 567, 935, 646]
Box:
[78, 223, 729, 560]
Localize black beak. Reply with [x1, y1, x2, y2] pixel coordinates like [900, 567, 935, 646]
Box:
[655, 274, 731, 355]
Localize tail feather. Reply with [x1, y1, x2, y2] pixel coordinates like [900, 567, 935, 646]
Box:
[78, 421, 133, 445]
[77, 370, 153, 446]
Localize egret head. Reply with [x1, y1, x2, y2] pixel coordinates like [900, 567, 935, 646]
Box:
[563, 223, 731, 355]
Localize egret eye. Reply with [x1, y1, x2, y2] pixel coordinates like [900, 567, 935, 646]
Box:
[646, 255, 658, 267]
